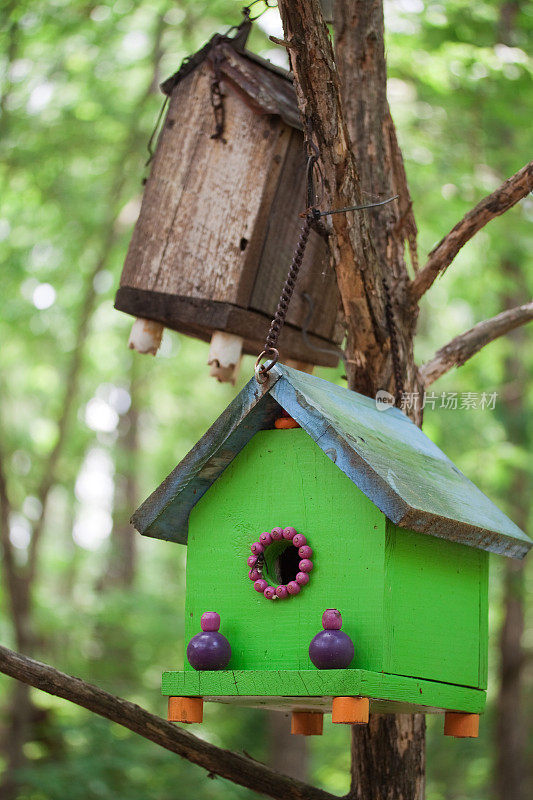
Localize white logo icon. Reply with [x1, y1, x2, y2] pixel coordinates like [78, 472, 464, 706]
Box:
[375, 390, 395, 411]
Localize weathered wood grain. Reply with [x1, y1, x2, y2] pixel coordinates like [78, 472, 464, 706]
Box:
[118, 44, 344, 363]
[114, 288, 340, 365]
[161, 668, 486, 714]
[121, 61, 287, 305]
[249, 128, 341, 343]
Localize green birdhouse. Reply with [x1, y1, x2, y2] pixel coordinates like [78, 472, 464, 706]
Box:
[132, 365, 530, 737]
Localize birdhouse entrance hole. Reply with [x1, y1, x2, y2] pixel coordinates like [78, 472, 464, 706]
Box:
[263, 541, 302, 586]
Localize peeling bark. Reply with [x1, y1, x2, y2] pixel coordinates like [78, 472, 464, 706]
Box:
[278, 0, 417, 399]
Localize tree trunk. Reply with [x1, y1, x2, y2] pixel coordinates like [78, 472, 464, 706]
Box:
[495, 280, 529, 800]
[277, 1, 425, 795]
[102, 362, 140, 589]
[496, 557, 526, 800]
[267, 711, 309, 782]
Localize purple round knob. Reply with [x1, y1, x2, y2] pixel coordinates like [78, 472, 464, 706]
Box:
[270, 527, 283, 540]
[264, 586, 276, 599]
[200, 612, 220, 632]
[299, 559, 313, 573]
[249, 568, 261, 581]
[295, 571, 309, 586]
[293, 534, 307, 548]
[322, 609, 342, 630]
[247, 555, 258, 568]
[260, 531, 272, 546]
[187, 631, 231, 670]
[298, 545, 313, 559]
[275, 585, 288, 598]
[309, 630, 354, 669]
[254, 579, 268, 593]
[251, 542, 264, 555]
[287, 580, 301, 595]
[283, 527, 297, 540]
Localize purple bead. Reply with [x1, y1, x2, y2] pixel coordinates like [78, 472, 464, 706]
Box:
[275, 585, 288, 598]
[287, 581, 301, 595]
[249, 568, 261, 581]
[251, 542, 264, 555]
[200, 612, 220, 632]
[322, 609, 342, 630]
[299, 559, 313, 573]
[187, 631, 231, 670]
[295, 571, 309, 586]
[270, 527, 283, 540]
[298, 545, 313, 559]
[283, 527, 297, 540]
[254, 579, 268, 593]
[247, 555, 258, 568]
[309, 630, 354, 669]
[264, 586, 275, 599]
[260, 531, 272, 546]
[293, 534, 307, 548]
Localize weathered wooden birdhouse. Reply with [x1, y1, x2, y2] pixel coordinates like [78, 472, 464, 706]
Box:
[115, 31, 342, 381]
[132, 365, 531, 737]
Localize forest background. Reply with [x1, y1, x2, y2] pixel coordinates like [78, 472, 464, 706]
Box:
[0, 1, 532, 798]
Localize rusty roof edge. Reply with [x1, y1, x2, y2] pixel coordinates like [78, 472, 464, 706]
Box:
[131, 371, 282, 543]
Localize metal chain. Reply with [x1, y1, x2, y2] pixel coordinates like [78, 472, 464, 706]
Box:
[255, 209, 320, 382]
[382, 278, 404, 406]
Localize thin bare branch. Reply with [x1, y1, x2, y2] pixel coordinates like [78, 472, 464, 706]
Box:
[419, 301, 533, 386]
[0, 645, 336, 800]
[411, 162, 533, 303]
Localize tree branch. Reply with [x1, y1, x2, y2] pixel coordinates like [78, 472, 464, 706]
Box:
[0, 645, 337, 800]
[419, 301, 533, 386]
[411, 161, 533, 303]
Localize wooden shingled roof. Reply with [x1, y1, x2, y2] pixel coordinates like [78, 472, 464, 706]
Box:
[132, 365, 531, 559]
[160, 36, 301, 130]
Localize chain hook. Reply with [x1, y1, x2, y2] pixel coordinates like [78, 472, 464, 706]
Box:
[254, 348, 279, 383]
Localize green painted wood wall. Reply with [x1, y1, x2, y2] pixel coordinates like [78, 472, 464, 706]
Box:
[186, 428, 386, 672]
[184, 427, 488, 689]
[384, 522, 488, 689]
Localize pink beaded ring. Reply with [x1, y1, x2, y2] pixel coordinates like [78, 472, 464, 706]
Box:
[248, 527, 313, 601]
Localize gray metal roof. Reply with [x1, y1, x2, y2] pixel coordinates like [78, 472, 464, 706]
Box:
[132, 364, 531, 558]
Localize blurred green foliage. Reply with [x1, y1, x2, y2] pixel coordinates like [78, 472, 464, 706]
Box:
[0, 1, 532, 798]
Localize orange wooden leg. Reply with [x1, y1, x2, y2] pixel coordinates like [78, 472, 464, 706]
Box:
[168, 696, 203, 724]
[291, 711, 324, 736]
[444, 712, 479, 738]
[332, 696, 370, 725]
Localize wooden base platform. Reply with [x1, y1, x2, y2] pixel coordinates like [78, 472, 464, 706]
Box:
[162, 668, 485, 716]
